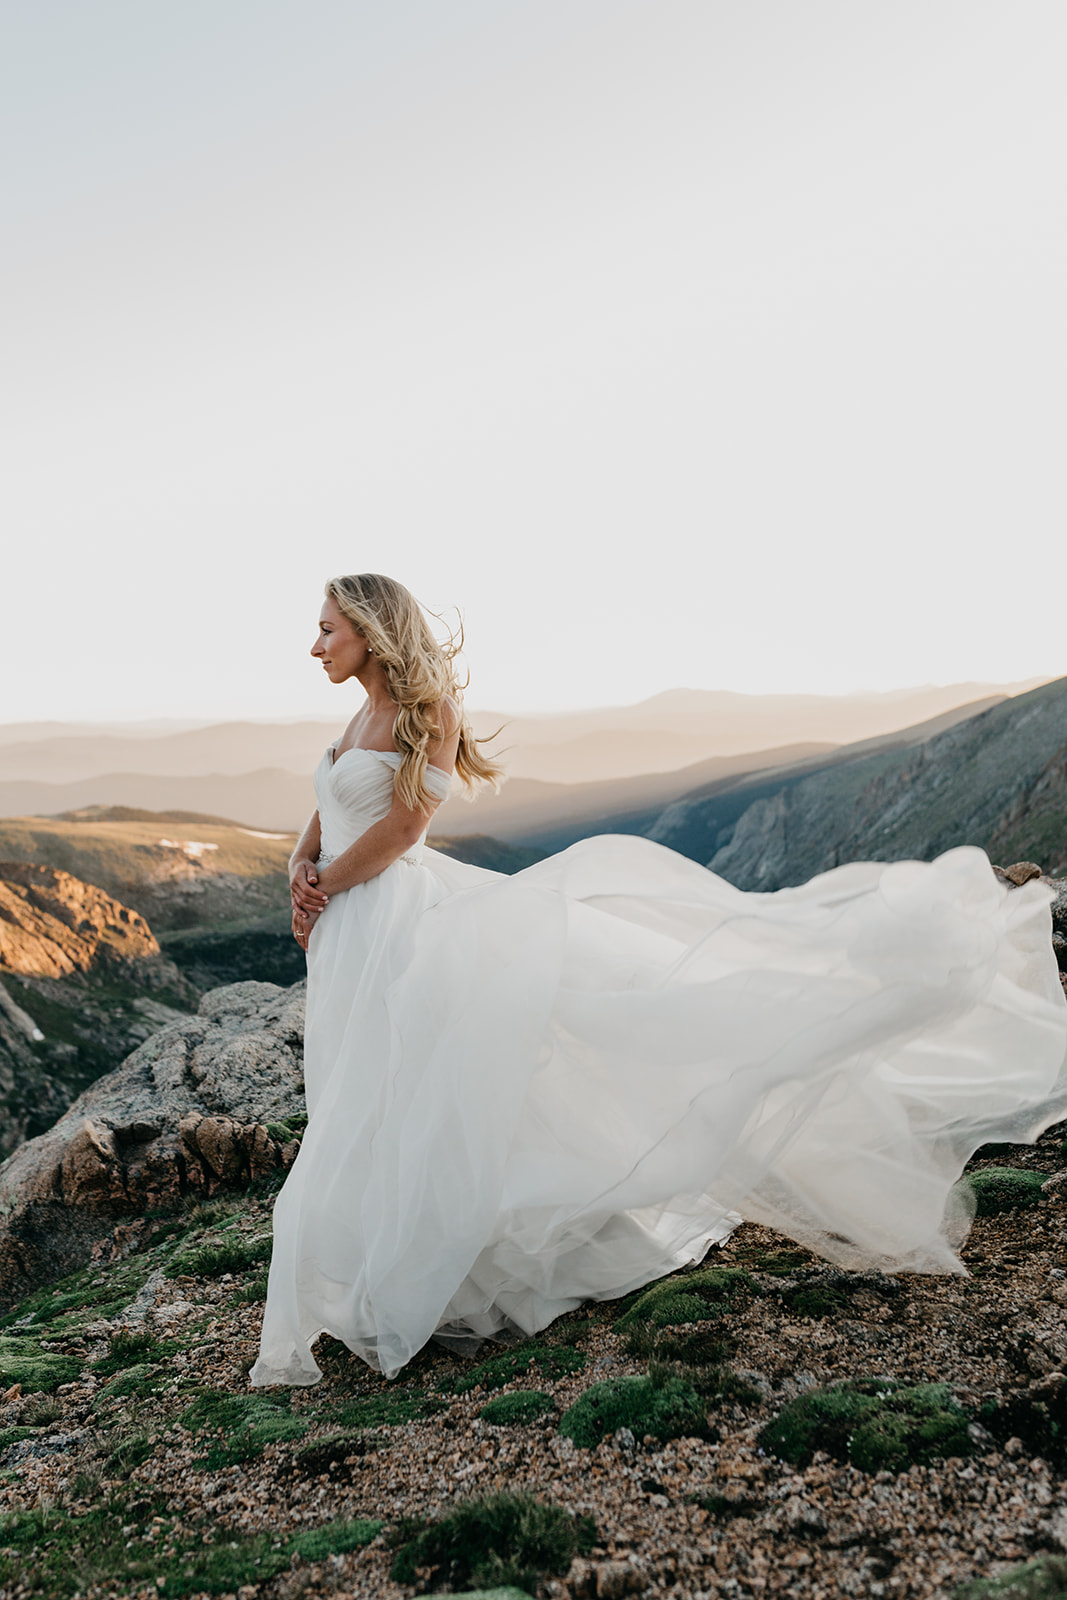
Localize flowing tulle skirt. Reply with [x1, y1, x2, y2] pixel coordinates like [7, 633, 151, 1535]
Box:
[250, 838, 1067, 1384]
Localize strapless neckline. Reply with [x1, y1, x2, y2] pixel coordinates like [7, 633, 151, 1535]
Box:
[327, 744, 451, 781]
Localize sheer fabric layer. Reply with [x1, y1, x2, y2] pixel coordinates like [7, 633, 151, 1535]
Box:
[251, 749, 1067, 1384]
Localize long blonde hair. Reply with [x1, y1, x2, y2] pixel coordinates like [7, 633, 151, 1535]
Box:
[325, 573, 504, 813]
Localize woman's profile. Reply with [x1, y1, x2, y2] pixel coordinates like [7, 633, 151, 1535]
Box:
[250, 573, 1067, 1387]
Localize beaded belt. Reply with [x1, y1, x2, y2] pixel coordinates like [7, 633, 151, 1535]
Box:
[316, 851, 420, 868]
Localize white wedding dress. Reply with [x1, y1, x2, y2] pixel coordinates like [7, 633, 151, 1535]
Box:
[250, 746, 1067, 1385]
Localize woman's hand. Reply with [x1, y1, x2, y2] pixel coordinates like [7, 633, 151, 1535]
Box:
[292, 904, 321, 952]
[290, 858, 329, 918]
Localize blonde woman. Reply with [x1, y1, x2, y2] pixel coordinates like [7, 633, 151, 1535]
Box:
[251, 573, 1067, 1387]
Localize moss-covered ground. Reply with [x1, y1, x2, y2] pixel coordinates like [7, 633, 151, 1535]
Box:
[2, 1130, 1067, 1595]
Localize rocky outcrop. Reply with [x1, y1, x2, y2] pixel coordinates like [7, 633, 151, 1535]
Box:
[0, 863, 197, 1155]
[0, 978, 306, 1306]
[0, 861, 161, 977]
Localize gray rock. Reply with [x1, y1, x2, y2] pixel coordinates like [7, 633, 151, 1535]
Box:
[0, 979, 306, 1307]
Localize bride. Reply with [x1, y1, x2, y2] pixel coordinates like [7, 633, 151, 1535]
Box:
[250, 573, 1067, 1387]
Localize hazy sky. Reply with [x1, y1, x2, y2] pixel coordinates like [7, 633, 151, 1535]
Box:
[3, 0, 1065, 720]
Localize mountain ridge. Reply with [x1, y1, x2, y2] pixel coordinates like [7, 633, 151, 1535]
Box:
[707, 675, 1067, 890]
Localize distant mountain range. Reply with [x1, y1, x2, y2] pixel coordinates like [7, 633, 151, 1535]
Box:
[0, 681, 1037, 833]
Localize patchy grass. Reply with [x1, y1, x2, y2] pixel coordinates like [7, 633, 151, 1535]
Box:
[0, 1257, 151, 1333]
[559, 1369, 714, 1449]
[0, 1493, 380, 1599]
[480, 1391, 556, 1427]
[390, 1492, 595, 1593]
[446, 1341, 587, 1396]
[164, 1232, 272, 1280]
[91, 1327, 184, 1377]
[760, 1378, 973, 1472]
[180, 1389, 309, 1467]
[105, 1429, 158, 1477]
[336, 1386, 448, 1429]
[954, 1556, 1067, 1596]
[964, 1169, 1048, 1216]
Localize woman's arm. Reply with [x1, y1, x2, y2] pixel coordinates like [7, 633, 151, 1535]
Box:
[315, 704, 460, 896]
[290, 811, 328, 917]
[314, 795, 441, 895]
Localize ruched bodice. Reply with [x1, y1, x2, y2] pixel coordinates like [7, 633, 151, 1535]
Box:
[315, 746, 452, 867]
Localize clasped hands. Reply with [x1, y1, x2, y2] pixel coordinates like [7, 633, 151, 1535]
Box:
[290, 859, 330, 951]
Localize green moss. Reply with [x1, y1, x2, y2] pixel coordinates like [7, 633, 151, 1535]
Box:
[620, 1315, 736, 1363]
[390, 1492, 595, 1593]
[265, 1113, 308, 1143]
[0, 1336, 81, 1394]
[0, 1257, 150, 1334]
[165, 1231, 272, 1279]
[480, 1391, 555, 1426]
[759, 1378, 973, 1472]
[731, 1247, 814, 1276]
[559, 1371, 713, 1449]
[964, 1168, 1047, 1215]
[180, 1389, 309, 1466]
[615, 1268, 757, 1331]
[954, 1557, 1067, 1597]
[781, 1283, 850, 1319]
[0, 1494, 380, 1599]
[659, 1362, 761, 1407]
[288, 1518, 383, 1562]
[96, 1363, 167, 1402]
[446, 1591, 535, 1600]
[448, 1341, 587, 1396]
[336, 1386, 447, 1429]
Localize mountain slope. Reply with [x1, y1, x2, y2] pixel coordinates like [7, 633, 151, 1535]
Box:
[646, 697, 1006, 866]
[706, 675, 1067, 890]
[0, 864, 194, 1154]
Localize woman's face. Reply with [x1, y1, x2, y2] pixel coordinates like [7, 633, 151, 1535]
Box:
[311, 596, 372, 683]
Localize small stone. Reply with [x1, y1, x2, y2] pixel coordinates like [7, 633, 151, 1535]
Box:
[1004, 861, 1043, 886]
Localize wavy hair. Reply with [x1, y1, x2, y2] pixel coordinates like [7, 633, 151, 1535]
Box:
[325, 573, 504, 813]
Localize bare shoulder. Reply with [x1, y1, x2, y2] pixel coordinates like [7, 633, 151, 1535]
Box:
[436, 695, 462, 738]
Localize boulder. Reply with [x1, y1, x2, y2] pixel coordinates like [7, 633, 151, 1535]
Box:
[0, 978, 306, 1307]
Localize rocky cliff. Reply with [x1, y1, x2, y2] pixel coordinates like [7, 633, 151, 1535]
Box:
[0, 863, 195, 1155]
[702, 675, 1067, 890]
[0, 978, 306, 1307]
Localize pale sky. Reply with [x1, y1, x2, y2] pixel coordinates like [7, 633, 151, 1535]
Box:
[2, 0, 1065, 720]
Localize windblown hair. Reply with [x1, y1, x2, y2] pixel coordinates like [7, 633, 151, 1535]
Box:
[325, 573, 504, 813]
